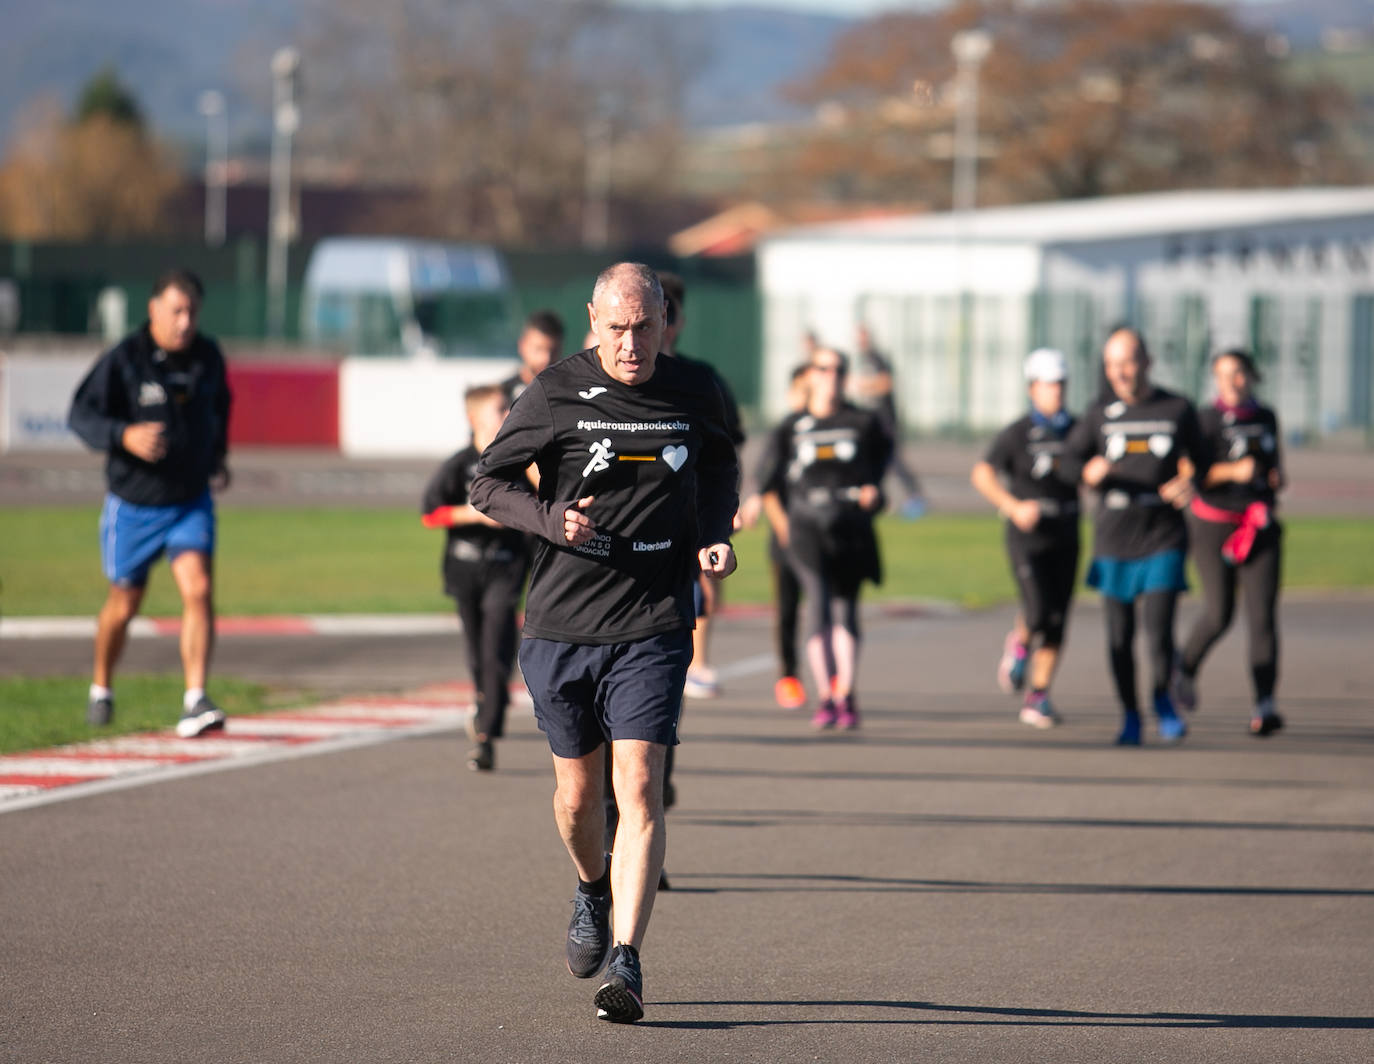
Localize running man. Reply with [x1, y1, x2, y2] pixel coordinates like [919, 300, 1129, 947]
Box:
[971, 348, 1081, 728]
[501, 309, 565, 407]
[421, 385, 530, 771]
[758, 347, 890, 730]
[1172, 349, 1286, 736]
[67, 268, 232, 738]
[469, 263, 739, 1024]
[1064, 328, 1208, 746]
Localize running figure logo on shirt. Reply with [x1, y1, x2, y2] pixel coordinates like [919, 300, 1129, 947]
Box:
[583, 438, 615, 477]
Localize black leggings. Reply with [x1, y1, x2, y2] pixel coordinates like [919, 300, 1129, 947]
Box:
[771, 542, 802, 678]
[1008, 532, 1080, 648]
[1181, 517, 1281, 702]
[1103, 590, 1178, 714]
[451, 560, 525, 739]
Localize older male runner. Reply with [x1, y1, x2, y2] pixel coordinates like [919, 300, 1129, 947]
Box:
[470, 262, 739, 1024]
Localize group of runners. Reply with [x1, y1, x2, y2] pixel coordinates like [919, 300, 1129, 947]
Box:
[970, 327, 1285, 745]
[69, 262, 1286, 1028]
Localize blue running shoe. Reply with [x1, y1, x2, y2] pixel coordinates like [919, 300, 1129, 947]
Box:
[1153, 691, 1188, 744]
[1115, 711, 1142, 746]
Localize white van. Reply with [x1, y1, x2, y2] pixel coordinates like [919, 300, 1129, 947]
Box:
[301, 237, 519, 357]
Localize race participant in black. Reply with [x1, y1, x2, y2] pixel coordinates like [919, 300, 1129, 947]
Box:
[469, 263, 739, 1025]
[759, 347, 890, 731]
[853, 323, 925, 518]
[739, 363, 811, 709]
[67, 268, 232, 738]
[1064, 327, 1208, 746]
[500, 309, 564, 407]
[657, 271, 745, 701]
[1172, 349, 1286, 736]
[421, 384, 530, 772]
[971, 348, 1081, 728]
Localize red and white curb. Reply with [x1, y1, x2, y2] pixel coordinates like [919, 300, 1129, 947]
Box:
[0, 685, 517, 814]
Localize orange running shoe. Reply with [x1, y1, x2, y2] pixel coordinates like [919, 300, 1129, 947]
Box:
[774, 675, 806, 709]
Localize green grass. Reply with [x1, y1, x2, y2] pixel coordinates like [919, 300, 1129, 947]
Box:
[0, 675, 287, 755]
[2, 506, 1371, 618]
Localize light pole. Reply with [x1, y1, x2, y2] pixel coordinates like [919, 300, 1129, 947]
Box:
[198, 90, 228, 247]
[267, 46, 301, 339]
[582, 97, 613, 250]
[950, 28, 992, 215]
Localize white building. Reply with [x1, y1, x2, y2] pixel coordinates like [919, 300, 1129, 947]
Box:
[757, 188, 1374, 441]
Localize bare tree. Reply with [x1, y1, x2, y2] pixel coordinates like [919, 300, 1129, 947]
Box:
[294, 0, 697, 244]
[783, 0, 1365, 208]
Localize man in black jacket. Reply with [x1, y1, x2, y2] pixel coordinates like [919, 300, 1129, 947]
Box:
[470, 262, 739, 1024]
[68, 269, 232, 738]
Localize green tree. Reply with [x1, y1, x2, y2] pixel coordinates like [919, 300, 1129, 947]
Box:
[73, 66, 145, 129]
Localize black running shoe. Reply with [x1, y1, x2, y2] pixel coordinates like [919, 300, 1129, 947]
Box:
[466, 740, 494, 771]
[176, 696, 226, 738]
[566, 885, 612, 978]
[595, 944, 644, 1024]
[87, 694, 113, 726]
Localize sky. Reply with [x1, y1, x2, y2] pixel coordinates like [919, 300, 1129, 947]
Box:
[634, 0, 1274, 10]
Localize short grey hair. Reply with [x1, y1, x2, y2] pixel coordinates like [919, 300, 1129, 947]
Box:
[591, 262, 663, 308]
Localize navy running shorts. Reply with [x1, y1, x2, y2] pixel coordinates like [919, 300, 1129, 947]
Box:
[518, 628, 692, 758]
[100, 489, 215, 588]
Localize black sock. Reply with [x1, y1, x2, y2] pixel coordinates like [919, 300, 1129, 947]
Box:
[579, 864, 611, 896]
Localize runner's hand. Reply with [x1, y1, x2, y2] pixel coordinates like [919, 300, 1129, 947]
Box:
[122, 422, 167, 462]
[1009, 499, 1041, 533]
[563, 496, 596, 545]
[1231, 456, 1257, 484]
[699, 543, 737, 579]
[1082, 456, 1111, 487]
[1159, 472, 1195, 509]
[857, 484, 881, 512]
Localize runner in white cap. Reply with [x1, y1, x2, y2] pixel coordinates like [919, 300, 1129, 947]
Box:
[971, 348, 1082, 727]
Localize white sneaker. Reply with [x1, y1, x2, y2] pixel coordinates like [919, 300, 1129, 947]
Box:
[1019, 695, 1061, 729]
[176, 697, 227, 738]
[683, 668, 720, 700]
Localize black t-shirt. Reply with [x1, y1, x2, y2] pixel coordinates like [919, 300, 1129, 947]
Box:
[670, 353, 745, 447]
[421, 445, 529, 596]
[1195, 403, 1282, 514]
[470, 348, 740, 644]
[500, 372, 532, 407]
[1064, 386, 1207, 559]
[758, 403, 891, 527]
[983, 413, 1081, 552]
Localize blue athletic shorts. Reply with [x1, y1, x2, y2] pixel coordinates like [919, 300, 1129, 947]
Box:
[1087, 548, 1187, 604]
[518, 628, 692, 758]
[100, 490, 215, 588]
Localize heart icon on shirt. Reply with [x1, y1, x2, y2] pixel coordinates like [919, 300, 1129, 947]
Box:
[662, 445, 688, 472]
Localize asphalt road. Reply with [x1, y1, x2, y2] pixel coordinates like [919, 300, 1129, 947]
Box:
[4, 599, 1372, 1063]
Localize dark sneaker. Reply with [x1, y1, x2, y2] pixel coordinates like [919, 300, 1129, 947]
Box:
[1170, 657, 1198, 713]
[176, 697, 226, 739]
[1250, 697, 1285, 737]
[1115, 711, 1143, 747]
[87, 694, 114, 726]
[466, 740, 494, 772]
[566, 883, 612, 979]
[595, 944, 644, 1024]
[834, 695, 859, 730]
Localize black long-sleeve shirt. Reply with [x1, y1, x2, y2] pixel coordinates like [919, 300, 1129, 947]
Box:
[469, 348, 739, 645]
[68, 324, 231, 506]
[982, 412, 1081, 552]
[1195, 402, 1282, 514]
[421, 444, 530, 597]
[1063, 386, 1207, 559]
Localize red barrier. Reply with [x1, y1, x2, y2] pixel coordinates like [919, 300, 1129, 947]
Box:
[226, 362, 340, 448]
